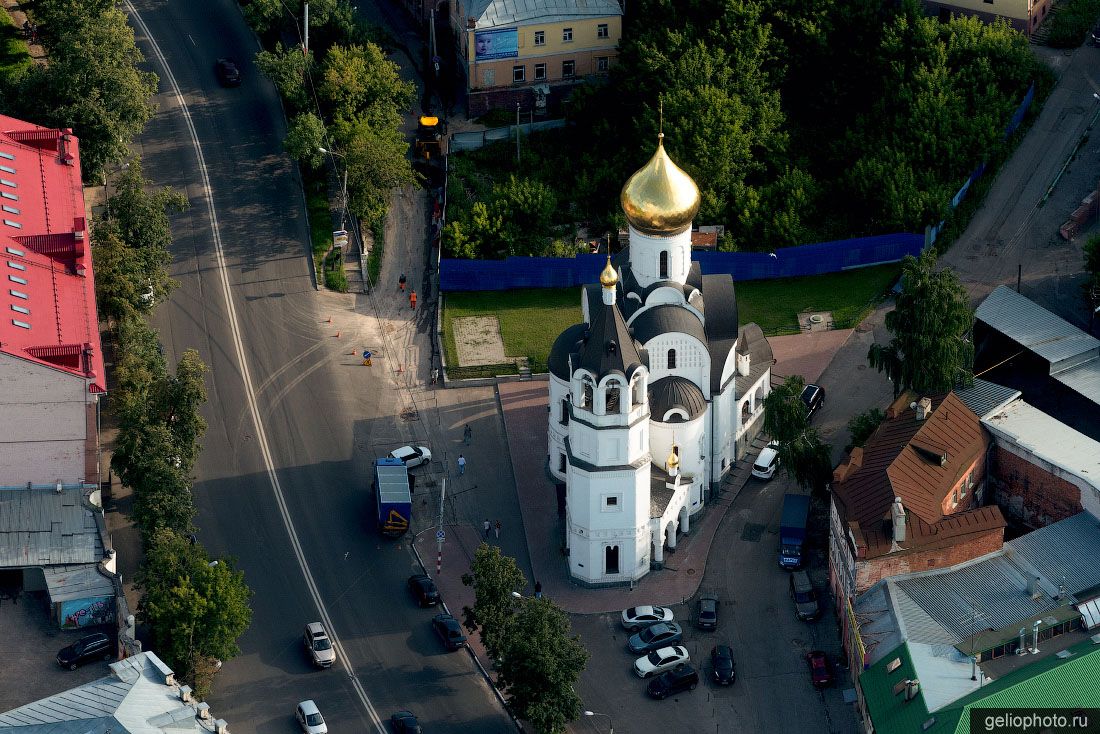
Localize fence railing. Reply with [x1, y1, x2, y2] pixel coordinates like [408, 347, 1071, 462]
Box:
[450, 119, 567, 152]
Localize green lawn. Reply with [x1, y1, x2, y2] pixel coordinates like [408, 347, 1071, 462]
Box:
[0, 15, 32, 88]
[442, 264, 899, 376]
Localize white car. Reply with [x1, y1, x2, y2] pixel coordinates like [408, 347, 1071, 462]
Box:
[751, 441, 781, 480]
[634, 645, 690, 678]
[388, 445, 432, 468]
[295, 700, 328, 734]
[620, 605, 675, 632]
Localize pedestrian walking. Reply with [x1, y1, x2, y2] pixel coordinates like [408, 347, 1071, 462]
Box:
[409, 289, 417, 309]
[534, 581, 543, 598]
[494, 520, 501, 539]
[483, 518, 491, 539]
[463, 424, 472, 445]
[458, 454, 466, 475]
[399, 273, 406, 292]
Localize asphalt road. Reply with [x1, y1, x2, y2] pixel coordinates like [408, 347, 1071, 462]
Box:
[125, 1, 513, 732]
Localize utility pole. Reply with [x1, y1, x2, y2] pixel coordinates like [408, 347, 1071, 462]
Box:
[435, 477, 446, 575]
[303, 3, 309, 56]
[515, 102, 521, 163]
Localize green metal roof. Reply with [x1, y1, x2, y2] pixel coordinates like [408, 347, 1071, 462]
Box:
[862, 639, 1100, 734]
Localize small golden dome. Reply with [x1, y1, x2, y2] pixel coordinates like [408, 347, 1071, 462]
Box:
[666, 446, 680, 471]
[599, 256, 617, 287]
[620, 134, 701, 236]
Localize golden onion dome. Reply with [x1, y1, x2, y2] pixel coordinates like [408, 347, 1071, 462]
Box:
[666, 446, 680, 472]
[620, 133, 701, 236]
[599, 256, 617, 287]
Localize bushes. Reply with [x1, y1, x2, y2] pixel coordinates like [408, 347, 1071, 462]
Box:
[1046, 0, 1100, 48]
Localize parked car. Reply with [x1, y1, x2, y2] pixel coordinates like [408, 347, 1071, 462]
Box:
[633, 645, 690, 678]
[408, 574, 440, 607]
[627, 622, 683, 654]
[215, 58, 241, 87]
[432, 613, 467, 651]
[390, 710, 423, 733]
[751, 441, 780, 480]
[800, 384, 825, 420]
[710, 644, 736, 685]
[790, 571, 821, 621]
[1093, 21, 1100, 45]
[389, 445, 432, 468]
[646, 663, 699, 699]
[57, 632, 112, 670]
[295, 700, 328, 734]
[620, 605, 674, 632]
[303, 622, 336, 668]
[807, 650, 832, 688]
[696, 596, 719, 630]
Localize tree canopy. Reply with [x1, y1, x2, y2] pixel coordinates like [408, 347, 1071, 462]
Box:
[763, 376, 834, 491]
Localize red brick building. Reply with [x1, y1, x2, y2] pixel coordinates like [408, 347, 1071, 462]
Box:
[829, 392, 1006, 659]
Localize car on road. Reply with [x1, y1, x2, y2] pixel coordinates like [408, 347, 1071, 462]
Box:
[389, 445, 432, 468]
[807, 650, 832, 688]
[1093, 21, 1100, 45]
[646, 663, 699, 699]
[390, 710, 423, 733]
[408, 574, 440, 606]
[790, 571, 821, 621]
[710, 644, 736, 685]
[303, 622, 336, 668]
[696, 596, 719, 630]
[295, 700, 328, 734]
[215, 58, 241, 87]
[432, 613, 467, 651]
[800, 383, 825, 420]
[751, 441, 780, 480]
[57, 632, 112, 670]
[620, 605, 674, 632]
[627, 622, 683, 654]
[633, 645, 690, 678]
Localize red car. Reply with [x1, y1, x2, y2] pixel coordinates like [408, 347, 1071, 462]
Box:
[807, 650, 832, 688]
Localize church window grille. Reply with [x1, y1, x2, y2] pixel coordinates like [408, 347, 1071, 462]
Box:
[559, 453, 567, 472]
[606, 385, 621, 413]
[604, 545, 620, 574]
[659, 251, 668, 279]
[583, 382, 593, 408]
[741, 400, 751, 422]
[667, 348, 676, 369]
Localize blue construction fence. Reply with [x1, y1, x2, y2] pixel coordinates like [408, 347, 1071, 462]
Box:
[439, 232, 923, 292]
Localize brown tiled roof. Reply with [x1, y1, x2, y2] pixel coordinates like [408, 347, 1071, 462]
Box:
[860, 505, 1006, 559]
[833, 392, 989, 530]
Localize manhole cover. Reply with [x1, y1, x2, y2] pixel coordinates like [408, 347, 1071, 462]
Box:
[741, 522, 765, 542]
[686, 568, 696, 576]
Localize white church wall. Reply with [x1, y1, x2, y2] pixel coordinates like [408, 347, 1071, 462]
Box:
[649, 414, 706, 479]
[548, 374, 570, 481]
[567, 464, 651, 584]
[627, 226, 692, 288]
[643, 334, 710, 399]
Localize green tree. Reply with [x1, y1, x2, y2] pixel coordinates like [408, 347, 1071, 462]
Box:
[152, 349, 208, 472]
[255, 43, 313, 111]
[1084, 234, 1100, 288]
[284, 112, 328, 169]
[332, 110, 416, 222]
[91, 220, 142, 328]
[497, 598, 587, 734]
[461, 543, 525, 660]
[139, 528, 253, 698]
[763, 376, 834, 491]
[492, 176, 556, 256]
[126, 424, 196, 543]
[847, 408, 885, 449]
[243, 0, 288, 35]
[868, 249, 974, 397]
[319, 43, 413, 118]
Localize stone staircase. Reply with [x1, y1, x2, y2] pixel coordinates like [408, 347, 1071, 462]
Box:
[516, 357, 532, 381]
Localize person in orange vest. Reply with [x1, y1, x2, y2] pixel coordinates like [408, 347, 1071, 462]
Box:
[409, 290, 417, 309]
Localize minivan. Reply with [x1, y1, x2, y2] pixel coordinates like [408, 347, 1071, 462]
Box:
[646, 663, 699, 699]
[790, 570, 821, 621]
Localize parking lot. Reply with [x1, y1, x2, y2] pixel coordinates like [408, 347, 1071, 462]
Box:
[571, 474, 858, 734]
[0, 586, 117, 713]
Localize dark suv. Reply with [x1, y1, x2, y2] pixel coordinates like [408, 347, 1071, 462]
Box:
[800, 384, 825, 421]
[696, 596, 718, 630]
[647, 663, 699, 699]
[57, 632, 112, 670]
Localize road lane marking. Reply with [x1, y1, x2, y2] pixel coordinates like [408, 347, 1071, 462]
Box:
[124, 5, 385, 730]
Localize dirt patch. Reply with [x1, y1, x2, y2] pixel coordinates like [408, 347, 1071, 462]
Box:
[453, 315, 508, 366]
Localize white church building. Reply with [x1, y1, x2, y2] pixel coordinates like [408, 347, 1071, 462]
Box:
[547, 134, 773, 587]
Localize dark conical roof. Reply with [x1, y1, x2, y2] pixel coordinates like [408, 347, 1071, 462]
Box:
[549, 323, 587, 380]
[577, 300, 644, 380]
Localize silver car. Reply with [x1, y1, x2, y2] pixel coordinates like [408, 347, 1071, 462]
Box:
[303, 622, 336, 668]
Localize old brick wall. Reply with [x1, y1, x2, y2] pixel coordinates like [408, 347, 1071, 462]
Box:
[990, 445, 1082, 528]
[854, 528, 1004, 593]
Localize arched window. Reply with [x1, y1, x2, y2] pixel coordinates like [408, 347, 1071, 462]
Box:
[668, 348, 677, 369]
[659, 251, 669, 279]
[582, 381, 594, 408]
[606, 384, 621, 413]
[604, 545, 620, 575]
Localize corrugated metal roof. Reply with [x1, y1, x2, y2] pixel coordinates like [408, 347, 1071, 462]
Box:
[468, 0, 622, 29]
[952, 378, 1020, 419]
[1008, 511, 1100, 598]
[975, 285, 1100, 367]
[1055, 359, 1100, 405]
[0, 486, 103, 567]
[43, 563, 114, 603]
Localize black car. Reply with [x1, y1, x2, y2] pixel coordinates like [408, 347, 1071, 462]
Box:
[646, 663, 699, 699]
[215, 58, 241, 87]
[710, 645, 736, 685]
[57, 632, 112, 670]
[800, 384, 825, 420]
[432, 613, 467, 651]
[408, 574, 440, 607]
[696, 596, 718, 630]
[390, 710, 422, 733]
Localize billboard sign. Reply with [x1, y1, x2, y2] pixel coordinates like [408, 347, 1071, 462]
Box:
[474, 28, 518, 60]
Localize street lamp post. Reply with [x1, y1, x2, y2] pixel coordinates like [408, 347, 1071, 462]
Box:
[318, 147, 349, 230]
[583, 710, 613, 734]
